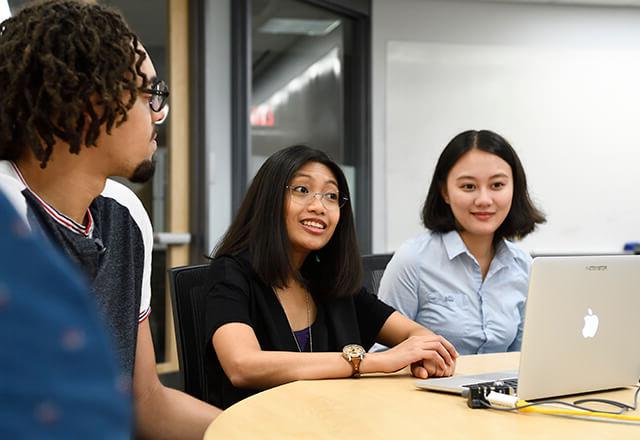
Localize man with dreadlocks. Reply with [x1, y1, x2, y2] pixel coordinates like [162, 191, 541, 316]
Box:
[0, 0, 220, 437]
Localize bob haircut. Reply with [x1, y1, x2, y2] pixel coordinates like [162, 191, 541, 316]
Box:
[422, 129, 545, 241]
[214, 145, 362, 299]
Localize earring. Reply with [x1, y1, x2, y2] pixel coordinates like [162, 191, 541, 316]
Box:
[315, 253, 321, 263]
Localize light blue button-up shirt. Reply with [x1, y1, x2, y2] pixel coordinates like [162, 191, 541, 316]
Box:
[375, 230, 531, 355]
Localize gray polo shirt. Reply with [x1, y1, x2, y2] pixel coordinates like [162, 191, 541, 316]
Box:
[0, 161, 152, 377]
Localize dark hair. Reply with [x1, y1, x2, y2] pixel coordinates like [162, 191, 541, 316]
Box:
[422, 129, 545, 241]
[214, 145, 362, 298]
[0, 0, 149, 167]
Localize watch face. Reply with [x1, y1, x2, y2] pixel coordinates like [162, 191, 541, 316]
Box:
[343, 344, 365, 357]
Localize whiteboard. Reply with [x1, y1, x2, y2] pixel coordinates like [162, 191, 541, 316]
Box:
[386, 41, 640, 254]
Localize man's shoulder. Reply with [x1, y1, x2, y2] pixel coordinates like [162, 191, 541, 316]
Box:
[100, 179, 152, 234]
[101, 179, 145, 212]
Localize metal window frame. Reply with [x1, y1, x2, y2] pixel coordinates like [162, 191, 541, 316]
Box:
[231, 0, 372, 252]
[189, 0, 209, 262]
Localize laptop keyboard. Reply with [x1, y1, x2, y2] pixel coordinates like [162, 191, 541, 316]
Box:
[462, 378, 518, 390]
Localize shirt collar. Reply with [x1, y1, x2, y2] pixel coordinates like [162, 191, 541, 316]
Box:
[10, 161, 94, 238]
[442, 230, 468, 260]
[493, 239, 519, 267]
[442, 230, 517, 266]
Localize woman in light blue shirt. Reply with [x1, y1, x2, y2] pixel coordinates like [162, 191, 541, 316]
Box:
[377, 130, 545, 355]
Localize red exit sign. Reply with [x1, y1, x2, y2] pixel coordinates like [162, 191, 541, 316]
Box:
[250, 105, 275, 127]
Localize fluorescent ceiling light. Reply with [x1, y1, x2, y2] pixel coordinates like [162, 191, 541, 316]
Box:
[259, 18, 341, 36]
[256, 47, 341, 111]
[0, 0, 11, 22]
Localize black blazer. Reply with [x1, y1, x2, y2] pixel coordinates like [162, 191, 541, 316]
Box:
[203, 253, 394, 409]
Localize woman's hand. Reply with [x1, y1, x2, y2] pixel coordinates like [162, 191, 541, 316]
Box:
[410, 351, 456, 379]
[365, 335, 457, 377]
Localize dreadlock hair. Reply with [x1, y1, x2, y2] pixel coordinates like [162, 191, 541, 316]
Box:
[0, 0, 149, 168]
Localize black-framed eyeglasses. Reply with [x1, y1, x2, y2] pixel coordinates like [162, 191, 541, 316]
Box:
[141, 79, 170, 113]
[285, 185, 349, 210]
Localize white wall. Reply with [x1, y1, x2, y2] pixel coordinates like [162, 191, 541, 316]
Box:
[372, 0, 640, 254]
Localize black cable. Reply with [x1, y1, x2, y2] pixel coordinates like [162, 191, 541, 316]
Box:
[573, 386, 640, 413]
[480, 386, 640, 415]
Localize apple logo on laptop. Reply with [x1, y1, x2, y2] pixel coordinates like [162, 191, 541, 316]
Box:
[581, 308, 599, 338]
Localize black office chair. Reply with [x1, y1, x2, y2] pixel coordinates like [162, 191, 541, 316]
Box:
[168, 263, 210, 401]
[361, 253, 394, 296]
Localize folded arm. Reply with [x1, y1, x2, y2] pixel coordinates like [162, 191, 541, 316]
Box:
[373, 311, 458, 378]
[213, 312, 458, 391]
[212, 323, 354, 389]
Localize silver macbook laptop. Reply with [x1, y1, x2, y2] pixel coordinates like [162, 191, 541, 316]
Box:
[416, 255, 640, 400]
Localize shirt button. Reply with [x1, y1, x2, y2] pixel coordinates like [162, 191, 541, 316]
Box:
[34, 401, 60, 425]
[61, 328, 87, 351]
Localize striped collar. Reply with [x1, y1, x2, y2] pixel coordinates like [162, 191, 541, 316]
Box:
[10, 161, 94, 238]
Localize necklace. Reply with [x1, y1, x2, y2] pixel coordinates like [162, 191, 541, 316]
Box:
[274, 288, 313, 353]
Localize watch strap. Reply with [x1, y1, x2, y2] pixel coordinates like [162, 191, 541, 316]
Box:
[342, 344, 365, 378]
[351, 356, 362, 378]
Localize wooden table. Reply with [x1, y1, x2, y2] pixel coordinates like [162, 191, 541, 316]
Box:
[204, 352, 639, 439]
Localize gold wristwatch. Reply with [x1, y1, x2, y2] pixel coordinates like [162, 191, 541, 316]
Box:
[342, 344, 365, 377]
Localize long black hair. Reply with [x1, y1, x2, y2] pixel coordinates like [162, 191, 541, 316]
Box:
[214, 145, 362, 298]
[422, 129, 546, 241]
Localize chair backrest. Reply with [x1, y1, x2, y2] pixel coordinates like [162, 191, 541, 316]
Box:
[168, 263, 210, 401]
[361, 253, 394, 296]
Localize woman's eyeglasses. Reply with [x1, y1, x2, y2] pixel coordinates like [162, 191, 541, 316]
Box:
[286, 185, 348, 210]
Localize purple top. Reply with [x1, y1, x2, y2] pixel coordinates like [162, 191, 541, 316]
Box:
[293, 327, 311, 352]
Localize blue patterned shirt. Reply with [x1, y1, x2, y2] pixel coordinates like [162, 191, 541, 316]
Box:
[374, 231, 531, 355]
[0, 189, 131, 438]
